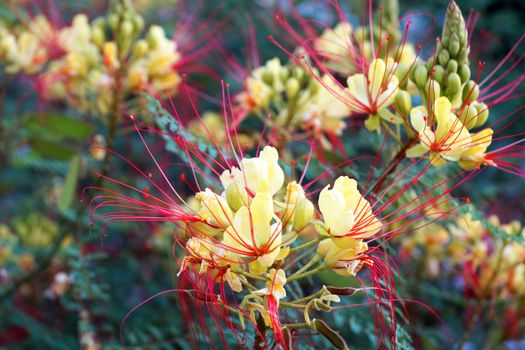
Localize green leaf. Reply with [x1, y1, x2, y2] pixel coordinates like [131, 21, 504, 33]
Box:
[59, 155, 81, 213]
[24, 114, 95, 141]
[28, 138, 77, 160]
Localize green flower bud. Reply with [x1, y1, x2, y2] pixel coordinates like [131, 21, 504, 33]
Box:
[108, 14, 119, 31]
[132, 14, 144, 34]
[414, 65, 428, 89]
[438, 49, 450, 66]
[119, 20, 134, 39]
[430, 65, 445, 85]
[458, 48, 469, 65]
[449, 33, 461, 57]
[91, 26, 105, 47]
[447, 59, 458, 73]
[463, 80, 479, 103]
[394, 90, 412, 116]
[286, 78, 301, 99]
[395, 63, 409, 89]
[276, 67, 287, 82]
[261, 70, 274, 85]
[226, 183, 249, 212]
[293, 199, 314, 232]
[474, 102, 489, 128]
[459, 65, 471, 83]
[459, 103, 478, 129]
[446, 73, 462, 96]
[131, 39, 148, 59]
[308, 78, 321, 94]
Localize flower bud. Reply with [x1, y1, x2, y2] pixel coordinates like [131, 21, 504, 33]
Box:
[438, 49, 450, 66]
[473, 102, 489, 128]
[108, 14, 119, 31]
[293, 199, 314, 231]
[131, 39, 148, 60]
[285, 77, 300, 99]
[132, 14, 145, 34]
[447, 59, 458, 73]
[225, 183, 249, 212]
[431, 65, 444, 85]
[91, 26, 105, 47]
[459, 65, 471, 83]
[394, 90, 412, 116]
[414, 65, 428, 89]
[446, 73, 461, 96]
[463, 80, 479, 103]
[119, 19, 134, 39]
[395, 63, 409, 89]
[458, 103, 478, 130]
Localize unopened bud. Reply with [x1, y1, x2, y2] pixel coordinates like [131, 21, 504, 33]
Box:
[438, 49, 450, 66]
[108, 14, 119, 31]
[395, 63, 409, 89]
[474, 102, 489, 128]
[132, 14, 144, 34]
[449, 33, 461, 57]
[414, 65, 428, 88]
[458, 104, 478, 130]
[286, 77, 300, 99]
[293, 199, 314, 231]
[431, 65, 445, 85]
[119, 19, 134, 39]
[459, 65, 471, 83]
[91, 26, 105, 47]
[446, 73, 461, 96]
[447, 59, 458, 73]
[463, 80, 479, 103]
[131, 39, 148, 59]
[225, 183, 249, 212]
[394, 90, 412, 116]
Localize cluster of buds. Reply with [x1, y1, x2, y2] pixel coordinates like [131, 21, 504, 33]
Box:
[0, 17, 55, 74]
[1, 0, 182, 117]
[401, 213, 525, 299]
[236, 57, 351, 135]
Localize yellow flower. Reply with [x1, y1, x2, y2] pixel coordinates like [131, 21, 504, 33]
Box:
[458, 128, 494, 170]
[406, 97, 472, 166]
[346, 58, 399, 130]
[223, 193, 282, 273]
[319, 176, 381, 249]
[317, 238, 369, 276]
[302, 75, 352, 135]
[195, 188, 233, 230]
[315, 22, 353, 59]
[220, 146, 284, 196]
[255, 268, 287, 301]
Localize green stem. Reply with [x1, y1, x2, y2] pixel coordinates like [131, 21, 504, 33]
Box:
[290, 254, 322, 278]
[283, 322, 309, 329]
[288, 263, 327, 282]
[289, 237, 322, 254]
[233, 269, 266, 281]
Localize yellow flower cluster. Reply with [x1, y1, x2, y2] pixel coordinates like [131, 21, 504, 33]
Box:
[402, 214, 525, 298]
[179, 146, 382, 295]
[39, 13, 181, 116]
[0, 17, 53, 74]
[237, 58, 351, 135]
[406, 97, 493, 169]
[1, 9, 182, 117]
